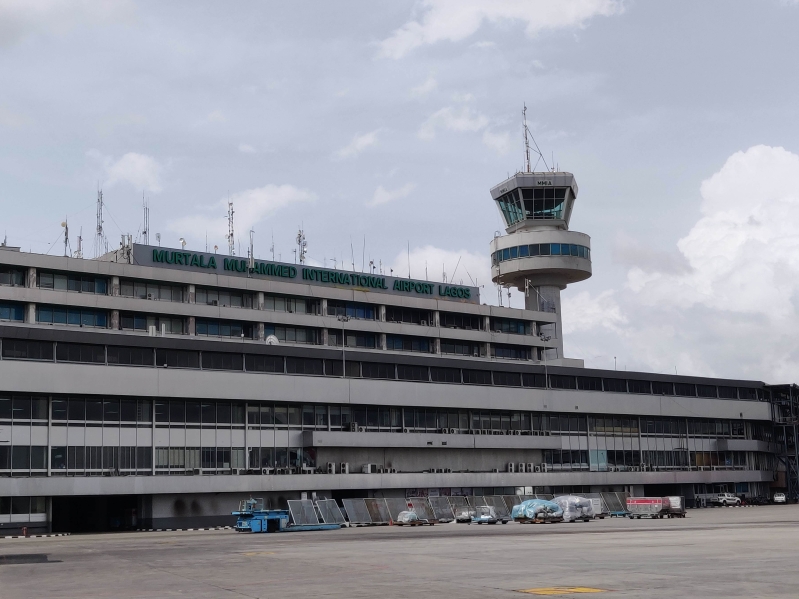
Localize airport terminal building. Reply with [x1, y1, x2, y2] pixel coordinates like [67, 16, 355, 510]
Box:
[0, 171, 794, 534]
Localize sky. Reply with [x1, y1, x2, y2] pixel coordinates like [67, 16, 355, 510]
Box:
[2, 0, 799, 383]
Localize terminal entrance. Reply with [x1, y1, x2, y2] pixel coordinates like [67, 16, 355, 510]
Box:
[52, 495, 139, 533]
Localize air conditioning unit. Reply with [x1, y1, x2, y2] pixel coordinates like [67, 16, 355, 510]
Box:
[160, 323, 166, 336]
[358, 426, 366, 433]
[349, 422, 358, 432]
[534, 465, 541, 473]
[495, 329, 502, 334]
[147, 293, 154, 300]
[472, 429, 480, 435]
[260, 468, 270, 475]
[327, 462, 336, 474]
[491, 468, 499, 473]
[390, 468, 397, 473]
[376, 466, 385, 473]
[402, 428, 410, 433]
[421, 320, 428, 326]
[148, 325, 157, 336]
[440, 428, 448, 434]
[513, 430, 522, 436]
[339, 462, 349, 474]
[482, 429, 490, 435]
[517, 463, 525, 473]
[541, 463, 549, 472]
[232, 468, 245, 475]
[507, 463, 515, 473]
[193, 468, 202, 475]
[526, 463, 534, 473]
[362, 463, 377, 474]
[445, 468, 452, 473]
[633, 466, 640, 472]
[449, 428, 457, 434]
[211, 299, 219, 306]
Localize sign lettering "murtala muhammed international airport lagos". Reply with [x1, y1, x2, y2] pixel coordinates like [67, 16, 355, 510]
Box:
[135, 246, 477, 303]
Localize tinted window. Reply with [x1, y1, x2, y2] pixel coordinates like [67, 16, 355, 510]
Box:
[549, 375, 576, 390]
[493, 371, 521, 387]
[462, 369, 491, 385]
[697, 385, 718, 398]
[522, 373, 546, 388]
[361, 362, 394, 379]
[201, 352, 243, 371]
[430, 367, 460, 383]
[1, 339, 54, 361]
[577, 376, 602, 391]
[56, 343, 105, 363]
[652, 382, 674, 395]
[155, 349, 200, 369]
[245, 355, 283, 373]
[107, 346, 154, 366]
[603, 378, 627, 393]
[627, 380, 651, 394]
[675, 383, 696, 397]
[397, 364, 428, 381]
[285, 357, 323, 375]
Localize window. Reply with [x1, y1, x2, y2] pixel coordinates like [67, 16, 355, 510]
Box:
[56, 343, 105, 363]
[385, 306, 432, 326]
[327, 300, 375, 320]
[265, 324, 318, 344]
[628, 380, 651, 394]
[431, 367, 460, 383]
[245, 355, 284, 373]
[326, 360, 360, 377]
[0, 302, 24, 321]
[107, 346, 154, 366]
[439, 312, 482, 330]
[0, 267, 24, 287]
[196, 319, 254, 339]
[397, 364, 428, 382]
[718, 386, 738, 400]
[120, 313, 184, 334]
[549, 375, 577, 390]
[156, 349, 200, 369]
[491, 318, 530, 335]
[577, 376, 602, 391]
[37, 306, 107, 328]
[697, 385, 718, 398]
[522, 373, 546, 388]
[285, 357, 324, 376]
[202, 352, 243, 371]
[1, 339, 53, 360]
[361, 362, 394, 379]
[440, 340, 482, 357]
[195, 287, 251, 308]
[603, 378, 627, 393]
[263, 295, 317, 314]
[491, 344, 530, 360]
[493, 371, 521, 387]
[652, 381, 674, 396]
[386, 335, 431, 353]
[675, 383, 696, 397]
[39, 271, 107, 294]
[120, 280, 183, 302]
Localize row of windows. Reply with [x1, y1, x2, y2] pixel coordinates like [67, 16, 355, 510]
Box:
[0, 302, 24, 322]
[196, 319, 254, 339]
[121, 280, 183, 302]
[492, 243, 590, 266]
[36, 306, 107, 328]
[327, 300, 375, 320]
[496, 187, 569, 226]
[121, 313, 185, 334]
[39, 272, 107, 294]
[50, 446, 152, 471]
[0, 338, 765, 400]
[0, 267, 25, 287]
[0, 496, 46, 515]
[542, 449, 758, 471]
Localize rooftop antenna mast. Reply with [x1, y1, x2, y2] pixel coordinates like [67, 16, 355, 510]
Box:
[226, 200, 235, 256]
[142, 193, 150, 245]
[248, 229, 255, 271]
[94, 187, 107, 257]
[296, 228, 307, 264]
[522, 104, 550, 173]
[74, 228, 83, 259]
[270, 231, 275, 262]
[61, 219, 69, 257]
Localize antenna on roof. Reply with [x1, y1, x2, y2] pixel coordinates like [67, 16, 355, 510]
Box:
[94, 186, 107, 257]
[142, 193, 150, 245]
[61, 219, 69, 257]
[270, 231, 275, 262]
[248, 229, 255, 271]
[226, 200, 235, 256]
[74, 228, 83, 259]
[296, 228, 307, 264]
[522, 104, 550, 172]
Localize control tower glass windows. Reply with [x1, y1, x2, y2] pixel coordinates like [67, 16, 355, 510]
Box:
[521, 187, 567, 220]
[496, 189, 524, 226]
[492, 243, 590, 266]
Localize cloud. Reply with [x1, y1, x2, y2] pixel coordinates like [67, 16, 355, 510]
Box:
[563, 145, 799, 381]
[418, 106, 488, 140]
[238, 143, 256, 154]
[168, 183, 316, 243]
[0, 0, 133, 48]
[88, 150, 164, 192]
[0, 106, 32, 128]
[379, 0, 623, 59]
[206, 110, 227, 123]
[368, 183, 416, 207]
[482, 129, 513, 155]
[390, 245, 490, 290]
[333, 129, 381, 160]
[411, 75, 437, 98]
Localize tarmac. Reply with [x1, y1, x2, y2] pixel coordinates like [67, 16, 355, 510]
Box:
[1, 506, 797, 598]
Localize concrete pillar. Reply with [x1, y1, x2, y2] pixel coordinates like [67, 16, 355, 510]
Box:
[483, 342, 490, 358]
[379, 333, 387, 351]
[320, 298, 328, 316]
[111, 276, 120, 296]
[27, 267, 36, 288]
[433, 310, 440, 327]
[257, 291, 265, 310]
[379, 305, 386, 322]
[26, 303, 35, 323]
[187, 284, 195, 304]
[483, 315, 491, 332]
[111, 310, 120, 330]
[434, 338, 441, 355]
[258, 322, 265, 341]
[187, 316, 196, 336]
[321, 328, 329, 345]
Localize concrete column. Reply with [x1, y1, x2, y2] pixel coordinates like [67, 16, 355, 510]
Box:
[26, 303, 35, 323]
[111, 310, 120, 330]
[483, 315, 491, 332]
[320, 298, 328, 316]
[47, 396, 52, 477]
[321, 328, 329, 345]
[379, 305, 386, 322]
[433, 310, 440, 327]
[257, 291, 265, 310]
[258, 322, 265, 341]
[188, 284, 195, 304]
[27, 267, 36, 288]
[434, 338, 441, 355]
[111, 276, 120, 296]
[379, 333, 387, 351]
[187, 316, 196, 336]
[483, 342, 490, 358]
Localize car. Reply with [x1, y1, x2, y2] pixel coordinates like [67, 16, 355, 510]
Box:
[711, 493, 742, 507]
[773, 493, 786, 504]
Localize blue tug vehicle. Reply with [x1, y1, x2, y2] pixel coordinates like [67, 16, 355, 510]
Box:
[233, 498, 342, 533]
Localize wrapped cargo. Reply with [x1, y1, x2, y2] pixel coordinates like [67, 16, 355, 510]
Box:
[553, 495, 595, 522]
[511, 499, 563, 522]
[396, 511, 419, 523]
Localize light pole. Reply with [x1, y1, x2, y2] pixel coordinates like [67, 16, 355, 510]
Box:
[539, 334, 551, 389]
[337, 314, 350, 378]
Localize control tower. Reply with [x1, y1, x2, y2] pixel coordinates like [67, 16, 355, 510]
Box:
[489, 171, 592, 361]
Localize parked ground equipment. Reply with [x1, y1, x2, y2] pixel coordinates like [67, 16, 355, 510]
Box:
[626, 497, 670, 519]
[233, 498, 342, 533]
[709, 493, 742, 507]
[554, 495, 595, 522]
[662, 496, 687, 518]
[469, 505, 507, 524]
[511, 499, 564, 523]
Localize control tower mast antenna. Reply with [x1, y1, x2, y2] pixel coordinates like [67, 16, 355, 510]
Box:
[523, 104, 531, 173]
[226, 199, 235, 256]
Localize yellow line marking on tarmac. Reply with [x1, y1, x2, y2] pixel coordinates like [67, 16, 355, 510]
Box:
[517, 589, 605, 596]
